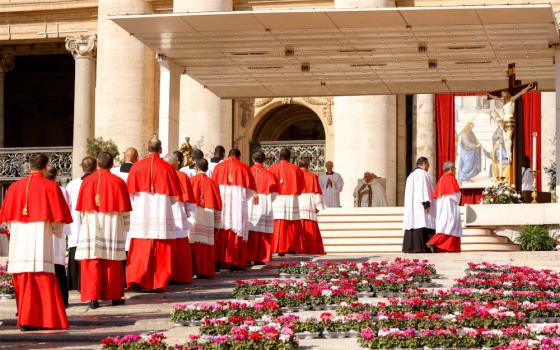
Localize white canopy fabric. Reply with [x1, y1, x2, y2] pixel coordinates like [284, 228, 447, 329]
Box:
[112, 5, 558, 98]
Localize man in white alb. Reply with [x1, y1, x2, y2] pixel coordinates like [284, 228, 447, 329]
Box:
[353, 172, 388, 207]
[521, 155, 534, 192]
[318, 161, 344, 208]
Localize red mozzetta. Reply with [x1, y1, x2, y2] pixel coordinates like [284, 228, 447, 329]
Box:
[76, 169, 132, 212]
[127, 153, 181, 197]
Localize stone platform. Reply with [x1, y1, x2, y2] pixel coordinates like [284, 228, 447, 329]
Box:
[2, 251, 560, 349]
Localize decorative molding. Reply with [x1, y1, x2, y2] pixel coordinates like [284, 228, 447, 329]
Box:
[65, 34, 97, 59]
[302, 97, 333, 125]
[254, 98, 273, 108]
[238, 99, 255, 128]
[0, 51, 14, 74]
[250, 141, 325, 172]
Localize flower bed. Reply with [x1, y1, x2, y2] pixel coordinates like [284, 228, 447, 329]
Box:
[171, 299, 281, 325]
[0, 264, 13, 297]
[404, 288, 560, 303]
[101, 333, 168, 350]
[358, 326, 534, 349]
[182, 323, 298, 350]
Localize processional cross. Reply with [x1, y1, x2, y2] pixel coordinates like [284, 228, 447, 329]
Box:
[486, 63, 536, 184]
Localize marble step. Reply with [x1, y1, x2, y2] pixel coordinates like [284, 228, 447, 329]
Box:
[321, 228, 492, 238]
[323, 235, 512, 246]
[324, 242, 520, 254]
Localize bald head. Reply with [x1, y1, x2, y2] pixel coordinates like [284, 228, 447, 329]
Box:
[325, 161, 333, 172]
[124, 147, 138, 163]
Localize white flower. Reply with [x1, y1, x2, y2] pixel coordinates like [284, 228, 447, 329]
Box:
[321, 290, 333, 297]
[279, 334, 291, 342]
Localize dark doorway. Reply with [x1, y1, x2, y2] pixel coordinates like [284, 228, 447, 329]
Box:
[4, 54, 74, 147]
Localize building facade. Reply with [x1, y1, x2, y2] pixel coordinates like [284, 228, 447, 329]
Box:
[0, 0, 557, 206]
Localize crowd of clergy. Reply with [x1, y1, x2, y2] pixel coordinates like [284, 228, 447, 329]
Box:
[0, 135, 464, 332]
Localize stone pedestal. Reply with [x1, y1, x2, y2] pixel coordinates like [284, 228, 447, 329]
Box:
[413, 94, 436, 183]
[0, 52, 14, 148]
[174, 0, 233, 157]
[334, 0, 397, 206]
[95, 0, 156, 154]
[66, 35, 96, 178]
[157, 58, 181, 155]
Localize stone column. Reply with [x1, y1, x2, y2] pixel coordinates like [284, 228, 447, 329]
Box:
[555, 50, 560, 199]
[157, 56, 181, 155]
[95, 0, 156, 154]
[0, 51, 14, 148]
[413, 94, 437, 184]
[174, 0, 233, 156]
[66, 35, 97, 178]
[541, 92, 555, 193]
[396, 95, 407, 206]
[333, 0, 397, 206]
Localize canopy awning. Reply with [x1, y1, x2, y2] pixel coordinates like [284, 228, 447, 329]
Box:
[111, 5, 558, 98]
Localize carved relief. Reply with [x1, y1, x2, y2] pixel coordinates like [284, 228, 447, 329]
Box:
[255, 98, 273, 108]
[65, 35, 97, 59]
[238, 99, 255, 128]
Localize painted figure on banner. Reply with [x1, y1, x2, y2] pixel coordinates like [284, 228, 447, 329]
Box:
[457, 122, 482, 182]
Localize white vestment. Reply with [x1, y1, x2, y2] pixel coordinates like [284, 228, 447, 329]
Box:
[318, 173, 344, 208]
[188, 204, 221, 245]
[217, 185, 254, 241]
[64, 177, 83, 248]
[353, 178, 388, 207]
[8, 221, 63, 274]
[76, 212, 128, 261]
[272, 195, 300, 221]
[298, 193, 325, 221]
[180, 166, 212, 178]
[208, 160, 222, 174]
[53, 186, 70, 265]
[435, 192, 463, 237]
[403, 168, 436, 230]
[248, 193, 276, 233]
[173, 201, 192, 239]
[128, 192, 178, 240]
[521, 167, 534, 191]
[111, 167, 130, 182]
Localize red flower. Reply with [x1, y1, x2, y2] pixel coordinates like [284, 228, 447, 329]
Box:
[249, 332, 262, 341]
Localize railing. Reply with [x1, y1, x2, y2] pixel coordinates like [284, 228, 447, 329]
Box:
[250, 140, 325, 173]
[0, 145, 72, 183]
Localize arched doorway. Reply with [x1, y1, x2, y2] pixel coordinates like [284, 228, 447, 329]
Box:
[250, 104, 326, 172]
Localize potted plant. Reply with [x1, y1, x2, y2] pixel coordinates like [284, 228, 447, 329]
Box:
[515, 225, 556, 251]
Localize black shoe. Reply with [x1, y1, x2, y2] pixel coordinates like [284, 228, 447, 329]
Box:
[111, 299, 126, 306]
[196, 275, 210, 279]
[229, 266, 242, 272]
[253, 261, 266, 266]
[89, 300, 100, 309]
[278, 253, 285, 257]
[428, 245, 437, 253]
[129, 283, 141, 292]
[214, 263, 221, 272]
[20, 325, 41, 332]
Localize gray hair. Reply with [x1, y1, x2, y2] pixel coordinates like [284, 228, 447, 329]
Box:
[442, 161, 455, 172]
[163, 152, 178, 165]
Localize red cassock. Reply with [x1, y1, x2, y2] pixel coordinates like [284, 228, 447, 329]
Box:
[75, 169, 132, 302]
[212, 157, 256, 269]
[268, 160, 305, 254]
[0, 172, 72, 330]
[126, 153, 182, 291]
[427, 172, 462, 253]
[247, 164, 278, 263]
[189, 173, 222, 278]
[299, 169, 326, 255]
[171, 170, 195, 284]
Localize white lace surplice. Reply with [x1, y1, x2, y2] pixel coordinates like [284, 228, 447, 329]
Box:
[298, 193, 325, 221]
[128, 192, 178, 240]
[248, 193, 276, 234]
[75, 211, 128, 261]
[217, 185, 254, 241]
[188, 203, 220, 245]
[272, 194, 300, 221]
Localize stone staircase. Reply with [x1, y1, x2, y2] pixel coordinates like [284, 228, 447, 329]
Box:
[318, 207, 520, 254]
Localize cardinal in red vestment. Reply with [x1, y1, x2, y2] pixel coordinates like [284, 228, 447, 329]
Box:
[126, 138, 182, 291]
[188, 159, 222, 278]
[165, 151, 195, 284]
[427, 161, 463, 253]
[298, 158, 326, 255]
[0, 153, 72, 331]
[247, 150, 278, 264]
[212, 149, 256, 270]
[268, 148, 305, 255]
[75, 152, 132, 308]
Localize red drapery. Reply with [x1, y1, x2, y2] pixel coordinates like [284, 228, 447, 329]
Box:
[435, 92, 541, 204]
[522, 92, 541, 191]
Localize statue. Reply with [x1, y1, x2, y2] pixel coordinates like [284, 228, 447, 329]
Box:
[180, 137, 193, 167]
